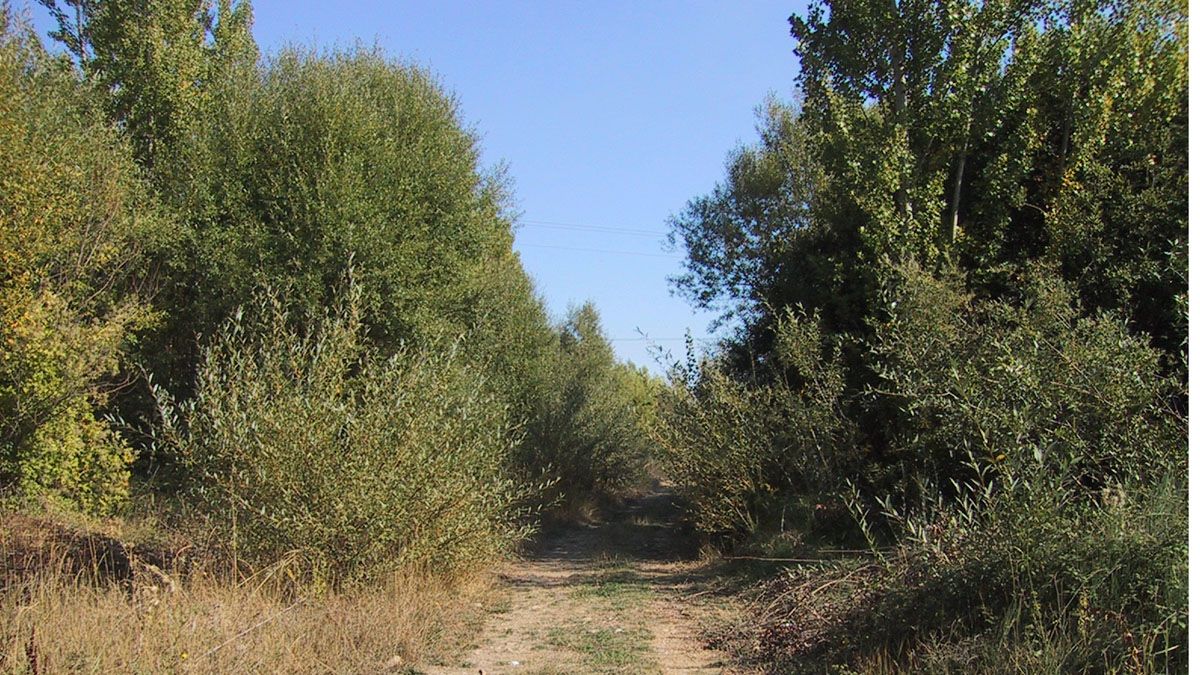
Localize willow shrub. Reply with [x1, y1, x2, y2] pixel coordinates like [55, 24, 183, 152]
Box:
[153, 284, 535, 582]
[752, 473, 1187, 673]
[768, 265, 1190, 671]
[517, 304, 657, 507]
[654, 310, 856, 536]
[868, 263, 1185, 510]
[723, 266, 1186, 671]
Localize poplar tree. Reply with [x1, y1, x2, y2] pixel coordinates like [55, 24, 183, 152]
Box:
[671, 0, 1187, 358]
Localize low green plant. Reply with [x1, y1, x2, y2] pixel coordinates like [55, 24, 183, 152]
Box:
[868, 263, 1184, 510]
[544, 625, 653, 671]
[153, 282, 536, 582]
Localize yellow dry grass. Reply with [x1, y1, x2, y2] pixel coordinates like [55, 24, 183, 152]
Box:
[0, 512, 491, 674]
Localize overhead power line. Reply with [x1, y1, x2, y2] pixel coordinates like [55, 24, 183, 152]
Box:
[609, 337, 721, 342]
[520, 241, 681, 257]
[515, 218, 668, 238]
[517, 221, 663, 238]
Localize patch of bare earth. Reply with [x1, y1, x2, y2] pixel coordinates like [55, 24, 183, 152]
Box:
[420, 485, 743, 674]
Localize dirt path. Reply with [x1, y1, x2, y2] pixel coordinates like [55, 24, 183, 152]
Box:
[420, 485, 741, 674]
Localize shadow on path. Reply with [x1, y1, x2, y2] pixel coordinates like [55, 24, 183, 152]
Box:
[527, 485, 701, 563]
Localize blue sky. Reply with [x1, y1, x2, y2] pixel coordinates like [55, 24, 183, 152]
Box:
[25, 1, 804, 372]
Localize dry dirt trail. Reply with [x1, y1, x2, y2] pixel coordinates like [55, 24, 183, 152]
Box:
[419, 484, 743, 674]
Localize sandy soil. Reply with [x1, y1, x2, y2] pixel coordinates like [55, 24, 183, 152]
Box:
[419, 485, 742, 674]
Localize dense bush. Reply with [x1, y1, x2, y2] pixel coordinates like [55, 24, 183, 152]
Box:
[740, 475, 1186, 673]
[671, 0, 1187, 363]
[520, 304, 657, 507]
[654, 366, 779, 535]
[40, 0, 540, 432]
[0, 12, 166, 512]
[153, 284, 535, 581]
[128, 42, 528, 407]
[868, 264, 1184, 510]
[130, 44, 607, 511]
[241, 48, 518, 349]
[654, 310, 856, 536]
[846, 266, 1184, 670]
[699, 266, 1187, 672]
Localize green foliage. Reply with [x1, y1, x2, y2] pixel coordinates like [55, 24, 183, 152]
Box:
[153, 283, 535, 581]
[40, 2, 526, 407]
[0, 10, 165, 512]
[667, 100, 819, 328]
[246, 47, 524, 357]
[2, 0, 663, 599]
[672, 0, 1187, 361]
[521, 304, 656, 504]
[41, 2, 568, 498]
[24, 0, 653, 544]
[663, 4, 1187, 666]
[868, 264, 1184, 507]
[748, 475, 1186, 673]
[654, 311, 856, 536]
[137, 43, 521, 403]
[714, 267, 1186, 672]
[40, 0, 259, 183]
[654, 366, 777, 535]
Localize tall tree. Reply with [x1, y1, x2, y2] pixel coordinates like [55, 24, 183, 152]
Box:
[671, 0, 1187, 363]
[39, 0, 257, 177]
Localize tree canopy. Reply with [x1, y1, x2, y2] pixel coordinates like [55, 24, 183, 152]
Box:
[671, 0, 1186, 363]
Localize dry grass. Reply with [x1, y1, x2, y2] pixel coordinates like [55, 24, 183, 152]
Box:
[0, 511, 493, 674]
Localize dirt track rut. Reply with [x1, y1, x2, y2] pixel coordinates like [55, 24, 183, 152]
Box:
[420, 485, 740, 674]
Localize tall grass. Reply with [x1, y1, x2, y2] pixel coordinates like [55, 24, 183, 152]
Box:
[733, 474, 1187, 673]
[1, 555, 487, 674]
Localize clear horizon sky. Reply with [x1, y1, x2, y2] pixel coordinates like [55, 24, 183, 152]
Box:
[23, 1, 805, 373]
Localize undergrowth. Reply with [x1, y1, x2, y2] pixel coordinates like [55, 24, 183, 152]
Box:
[0, 502, 502, 675]
[152, 283, 538, 584]
[662, 266, 1188, 673]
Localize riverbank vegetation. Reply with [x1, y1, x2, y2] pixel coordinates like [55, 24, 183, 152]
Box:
[0, 0, 1187, 672]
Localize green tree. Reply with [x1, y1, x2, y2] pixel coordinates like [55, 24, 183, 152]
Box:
[38, 0, 258, 178]
[672, 0, 1187, 360]
[38, 3, 616, 514]
[522, 304, 654, 503]
[659, 3, 1187, 668]
[0, 9, 167, 511]
[42, 1, 542, 404]
[38, 0, 263, 412]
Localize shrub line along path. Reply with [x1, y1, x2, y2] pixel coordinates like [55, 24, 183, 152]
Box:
[420, 483, 742, 674]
